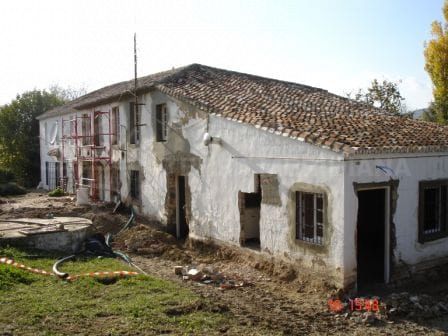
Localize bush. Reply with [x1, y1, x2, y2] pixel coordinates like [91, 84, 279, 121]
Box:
[0, 169, 15, 184]
[0, 182, 26, 196]
[48, 187, 65, 197]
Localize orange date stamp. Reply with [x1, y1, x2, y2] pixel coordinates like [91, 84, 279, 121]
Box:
[328, 298, 380, 313]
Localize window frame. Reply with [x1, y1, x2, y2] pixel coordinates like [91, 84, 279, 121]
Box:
[155, 103, 168, 142]
[81, 113, 90, 146]
[419, 179, 448, 243]
[295, 191, 325, 245]
[111, 106, 120, 145]
[129, 102, 140, 145]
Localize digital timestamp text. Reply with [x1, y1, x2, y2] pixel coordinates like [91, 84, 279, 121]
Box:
[328, 298, 380, 313]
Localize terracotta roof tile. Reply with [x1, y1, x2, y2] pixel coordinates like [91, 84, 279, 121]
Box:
[39, 64, 448, 156]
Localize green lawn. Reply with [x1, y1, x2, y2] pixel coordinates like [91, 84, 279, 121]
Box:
[0, 247, 236, 335]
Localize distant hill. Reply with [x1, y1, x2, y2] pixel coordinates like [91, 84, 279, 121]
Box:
[410, 108, 427, 119]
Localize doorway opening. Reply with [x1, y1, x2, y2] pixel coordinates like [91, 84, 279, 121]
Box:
[356, 187, 389, 289]
[239, 175, 261, 249]
[176, 176, 189, 239]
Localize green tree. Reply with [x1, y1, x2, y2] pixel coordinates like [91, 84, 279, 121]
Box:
[424, 0, 448, 124]
[0, 91, 64, 187]
[348, 79, 406, 115]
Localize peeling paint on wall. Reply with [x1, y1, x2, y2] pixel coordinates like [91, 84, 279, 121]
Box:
[260, 174, 281, 206]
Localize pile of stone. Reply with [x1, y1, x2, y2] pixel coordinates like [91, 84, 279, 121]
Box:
[175, 265, 251, 290]
[330, 297, 386, 325]
[385, 292, 448, 320]
[332, 292, 448, 325]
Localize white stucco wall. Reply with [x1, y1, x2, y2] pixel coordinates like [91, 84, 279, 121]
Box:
[126, 90, 347, 282]
[39, 88, 448, 287]
[344, 154, 448, 285]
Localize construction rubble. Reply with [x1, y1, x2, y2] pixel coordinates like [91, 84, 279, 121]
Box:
[330, 292, 448, 325]
[174, 264, 251, 290]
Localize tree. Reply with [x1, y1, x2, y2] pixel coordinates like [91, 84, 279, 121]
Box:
[0, 91, 64, 187]
[348, 79, 406, 115]
[421, 102, 437, 122]
[424, 0, 448, 124]
[48, 84, 87, 102]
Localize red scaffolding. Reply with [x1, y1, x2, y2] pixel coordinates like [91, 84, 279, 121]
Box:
[61, 109, 114, 201]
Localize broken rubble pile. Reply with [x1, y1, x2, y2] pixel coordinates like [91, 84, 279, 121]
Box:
[329, 296, 386, 325]
[332, 292, 448, 324]
[385, 292, 448, 320]
[176, 265, 252, 290]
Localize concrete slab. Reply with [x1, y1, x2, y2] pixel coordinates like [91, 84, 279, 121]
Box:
[0, 217, 92, 253]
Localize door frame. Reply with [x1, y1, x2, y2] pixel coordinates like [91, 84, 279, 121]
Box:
[354, 182, 392, 284]
[175, 175, 187, 239]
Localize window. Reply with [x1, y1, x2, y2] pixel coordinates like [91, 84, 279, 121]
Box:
[296, 191, 324, 245]
[129, 102, 140, 145]
[419, 180, 448, 242]
[112, 106, 120, 145]
[82, 114, 90, 145]
[94, 113, 101, 146]
[155, 103, 167, 142]
[130, 170, 140, 200]
[69, 116, 75, 145]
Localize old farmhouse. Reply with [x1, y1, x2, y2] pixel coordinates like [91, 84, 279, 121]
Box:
[37, 64, 448, 288]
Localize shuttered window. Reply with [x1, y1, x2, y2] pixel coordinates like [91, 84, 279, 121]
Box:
[155, 104, 167, 142]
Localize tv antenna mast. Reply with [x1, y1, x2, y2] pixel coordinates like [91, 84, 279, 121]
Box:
[134, 33, 138, 108]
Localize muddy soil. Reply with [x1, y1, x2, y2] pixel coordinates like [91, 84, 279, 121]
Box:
[1, 191, 448, 335]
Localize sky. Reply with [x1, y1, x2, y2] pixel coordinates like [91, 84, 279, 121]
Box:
[0, 0, 445, 110]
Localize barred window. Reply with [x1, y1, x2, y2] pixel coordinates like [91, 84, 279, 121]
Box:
[419, 180, 448, 243]
[296, 191, 324, 245]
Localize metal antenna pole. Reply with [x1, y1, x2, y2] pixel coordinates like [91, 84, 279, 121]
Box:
[134, 33, 138, 114]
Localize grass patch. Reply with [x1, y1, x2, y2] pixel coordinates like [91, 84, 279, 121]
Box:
[0, 247, 243, 335]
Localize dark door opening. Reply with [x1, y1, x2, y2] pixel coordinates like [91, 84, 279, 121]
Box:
[239, 175, 261, 249]
[357, 188, 386, 288]
[176, 176, 189, 239]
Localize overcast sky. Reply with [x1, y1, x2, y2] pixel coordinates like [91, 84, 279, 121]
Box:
[0, 0, 444, 110]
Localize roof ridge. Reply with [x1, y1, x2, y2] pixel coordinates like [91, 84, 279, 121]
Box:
[189, 63, 328, 93]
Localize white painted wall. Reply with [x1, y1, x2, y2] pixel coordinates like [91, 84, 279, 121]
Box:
[39, 88, 448, 287]
[344, 154, 448, 285]
[130, 90, 347, 282]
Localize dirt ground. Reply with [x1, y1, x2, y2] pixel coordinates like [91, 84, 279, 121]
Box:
[1, 191, 448, 335]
